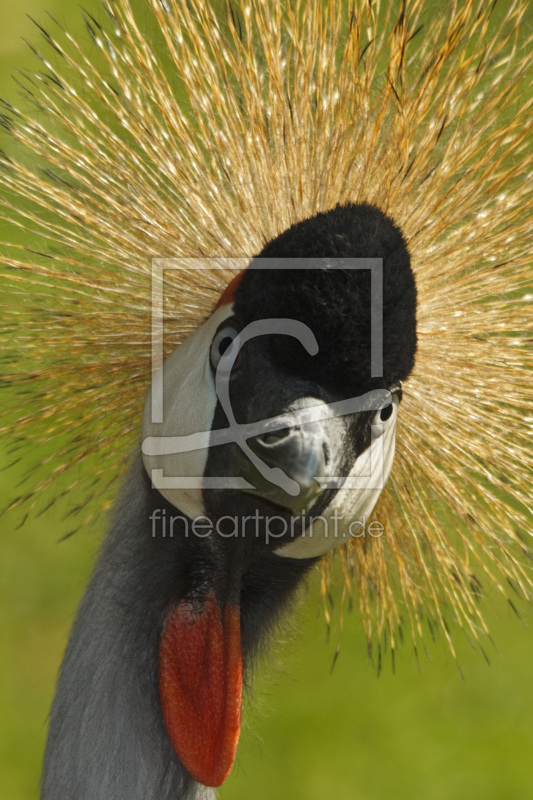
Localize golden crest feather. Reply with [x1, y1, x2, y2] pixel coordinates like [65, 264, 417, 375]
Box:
[1, 0, 532, 655]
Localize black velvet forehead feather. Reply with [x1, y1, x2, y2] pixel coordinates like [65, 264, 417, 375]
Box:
[233, 203, 417, 397]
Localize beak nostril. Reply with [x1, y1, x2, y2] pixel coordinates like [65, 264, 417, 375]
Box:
[259, 427, 292, 446]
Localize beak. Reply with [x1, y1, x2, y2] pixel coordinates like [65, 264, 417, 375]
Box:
[230, 398, 345, 514]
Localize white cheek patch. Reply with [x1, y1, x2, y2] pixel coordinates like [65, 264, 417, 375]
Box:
[275, 402, 399, 559]
[141, 305, 234, 518]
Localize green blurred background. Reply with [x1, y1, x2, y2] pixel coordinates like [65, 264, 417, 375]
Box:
[1, 3, 532, 800]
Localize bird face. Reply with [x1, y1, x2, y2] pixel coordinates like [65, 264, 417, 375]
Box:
[142, 203, 417, 559]
[140, 203, 417, 788]
[142, 280, 403, 557]
[202, 309, 403, 558]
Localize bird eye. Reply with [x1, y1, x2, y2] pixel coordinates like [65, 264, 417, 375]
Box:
[210, 325, 241, 370]
[379, 402, 394, 422]
[372, 391, 400, 433]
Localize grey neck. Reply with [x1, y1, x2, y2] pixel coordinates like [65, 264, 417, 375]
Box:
[40, 457, 213, 800]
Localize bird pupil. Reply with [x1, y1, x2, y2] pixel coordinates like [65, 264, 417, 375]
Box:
[219, 335, 234, 355]
[380, 403, 393, 421]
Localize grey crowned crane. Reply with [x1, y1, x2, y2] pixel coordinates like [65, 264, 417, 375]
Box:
[1, 0, 532, 798]
[40, 204, 417, 798]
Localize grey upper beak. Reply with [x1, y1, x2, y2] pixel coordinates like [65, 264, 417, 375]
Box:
[235, 399, 345, 514]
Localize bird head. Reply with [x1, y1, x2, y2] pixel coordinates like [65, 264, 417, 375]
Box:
[141, 202, 417, 787]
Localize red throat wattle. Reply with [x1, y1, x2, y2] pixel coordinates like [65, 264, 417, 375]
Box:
[158, 591, 242, 787]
